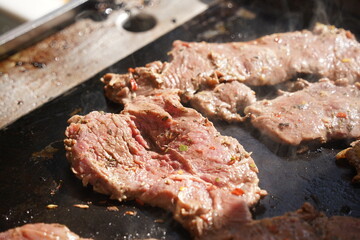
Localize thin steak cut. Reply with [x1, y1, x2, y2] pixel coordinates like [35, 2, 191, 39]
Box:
[201, 202, 360, 240]
[0, 223, 91, 240]
[244, 79, 360, 146]
[64, 90, 266, 239]
[101, 24, 359, 121]
[189, 81, 256, 122]
[102, 65, 256, 122]
[336, 140, 360, 183]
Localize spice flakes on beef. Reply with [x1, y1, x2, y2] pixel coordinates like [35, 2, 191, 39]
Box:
[244, 79, 360, 146]
[64, 90, 266, 238]
[101, 24, 359, 122]
[102, 67, 256, 122]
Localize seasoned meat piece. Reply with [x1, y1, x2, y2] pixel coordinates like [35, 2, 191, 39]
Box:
[244, 79, 360, 146]
[102, 68, 255, 122]
[336, 140, 360, 183]
[190, 81, 256, 122]
[202, 202, 360, 240]
[64, 91, 266, 238]
[102, 24, 359, 121]
[0, 223, 91, 240]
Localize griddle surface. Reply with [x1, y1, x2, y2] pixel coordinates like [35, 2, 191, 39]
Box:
[1, 1, 359, 239]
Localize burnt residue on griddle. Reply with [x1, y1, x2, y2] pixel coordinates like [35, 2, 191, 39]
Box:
[69, 108, 83, 117]
[31, 142, 62, 162]
[0, 19, 97, 74]
[32, 145, 58, 160]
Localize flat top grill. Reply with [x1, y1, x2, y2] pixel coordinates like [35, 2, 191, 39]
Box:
[0, 0, 359, 239]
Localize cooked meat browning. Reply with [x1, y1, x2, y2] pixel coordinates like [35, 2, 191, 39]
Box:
[102, 67, 256, 122]
[336, 140, 360, 183]
[64, 91, 266, 238]
[0, 223, 91, 240]
[244, 79, 360, 146]
[202, 202, 360, 240]
[189, 81, 256, 122]
[102, 24, 359, 122]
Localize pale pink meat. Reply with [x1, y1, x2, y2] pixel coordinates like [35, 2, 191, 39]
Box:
[65, 91, 265, 238]
[0, 223, 90, 240]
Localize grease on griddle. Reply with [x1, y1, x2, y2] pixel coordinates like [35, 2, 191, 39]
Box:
[73, 204, 90, 209]
[3, 58, 46, 71]
[69, 107, 82, 116]
[124, 210, 137, 216]
[154, 219, 164, 223]
[50, 180, 63, 195]
[198, 21, 228, 40]
[236, 7, 257, 20]
[46, 204, 58, 209]
[31, 144, 59, 160]
[107, 206, 119, 211]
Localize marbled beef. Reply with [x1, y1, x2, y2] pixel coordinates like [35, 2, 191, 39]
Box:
[244, 79, 360, 146]
[102, 24, 359, 122]
[64, 91, 266, 239]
